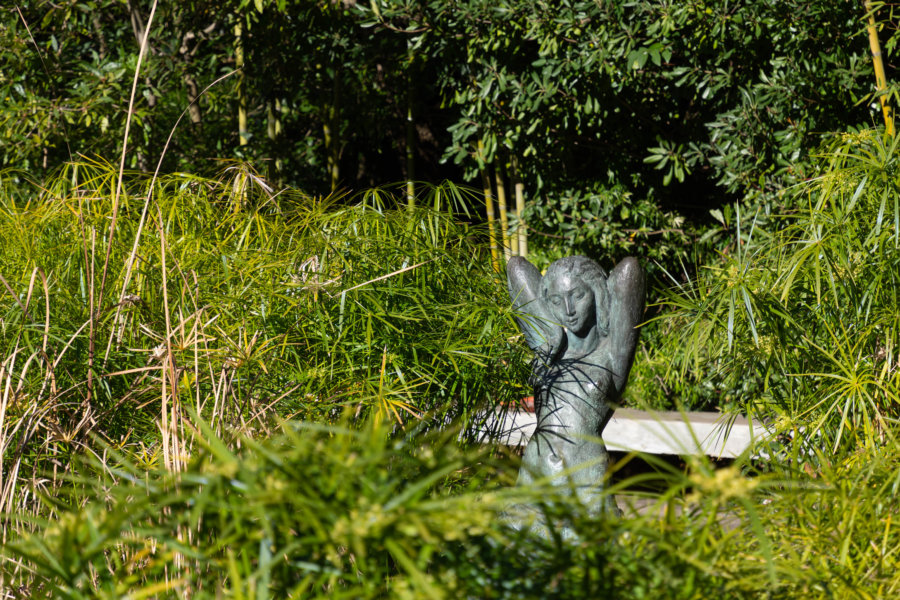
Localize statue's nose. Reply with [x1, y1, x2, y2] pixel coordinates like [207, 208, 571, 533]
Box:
[564, 297, 576, 316]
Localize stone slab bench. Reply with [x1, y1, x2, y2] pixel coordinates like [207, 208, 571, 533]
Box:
[477, 408, 769, 459]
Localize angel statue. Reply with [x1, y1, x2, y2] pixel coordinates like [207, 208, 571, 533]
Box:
[506, 255, 645, 526]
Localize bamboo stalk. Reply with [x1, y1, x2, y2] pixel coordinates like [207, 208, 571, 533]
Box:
[866, 1, 894, 135]
[406, 47, 416, 208]
[267, 100, 276, 141]
[506, 174, 519, 256]
[495, 164, 512, 260]
[234, 22, 247, 146]
[274, 98, 283, 137]
[511, 157, 528, 258]
[267, 99, 282, 185]
[275, 98, 283, 182]
[406, 96, 415, 207]
[324, 73, 341, 191]
[478, 141, 500, 271]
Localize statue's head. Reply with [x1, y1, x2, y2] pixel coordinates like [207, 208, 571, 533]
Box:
[541, 256, 609, 338]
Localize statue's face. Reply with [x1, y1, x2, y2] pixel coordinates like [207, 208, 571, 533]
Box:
[545, 272, 596, 336]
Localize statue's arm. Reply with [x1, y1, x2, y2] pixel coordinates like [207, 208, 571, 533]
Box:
[506, 256, 559, 354]
[605, 257, 646, 396]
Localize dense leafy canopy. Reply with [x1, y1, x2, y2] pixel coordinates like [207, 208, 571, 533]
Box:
[2, 2, 886, 224]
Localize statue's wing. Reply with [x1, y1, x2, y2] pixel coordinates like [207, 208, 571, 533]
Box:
[506, 256, 561, 355]
[605, 257, 646, 396]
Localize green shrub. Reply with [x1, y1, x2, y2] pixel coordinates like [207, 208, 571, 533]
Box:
[521, 180, 690, 274]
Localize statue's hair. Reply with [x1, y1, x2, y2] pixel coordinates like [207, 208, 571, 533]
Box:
[541, 256, 610, 339]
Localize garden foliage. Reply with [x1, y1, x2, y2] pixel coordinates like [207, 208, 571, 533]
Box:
[660, 129, 900, 452]
[0, 162, 526, 533]
[4, 132, 900, 596]
[3, 1, 900, 597]
[7, 414, 900, 598]
[1, 1, 889, 251]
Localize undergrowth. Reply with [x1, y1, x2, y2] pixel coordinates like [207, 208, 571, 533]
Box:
[5, 415, 900, 598]
[6, 128, 900, 598]
[0, 160, 526, 540]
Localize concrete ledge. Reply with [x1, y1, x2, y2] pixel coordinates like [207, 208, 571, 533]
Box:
[479, 408, 769, 459]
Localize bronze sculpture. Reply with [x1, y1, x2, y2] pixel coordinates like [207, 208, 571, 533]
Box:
[506, 255, 645, 524]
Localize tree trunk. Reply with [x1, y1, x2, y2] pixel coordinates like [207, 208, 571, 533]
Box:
[126, 0, 156, 110]
[185, 73, 202, 125]
[91, 14, 108, 59]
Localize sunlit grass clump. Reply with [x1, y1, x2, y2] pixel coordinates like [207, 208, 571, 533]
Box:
[0, 160, 526, 533]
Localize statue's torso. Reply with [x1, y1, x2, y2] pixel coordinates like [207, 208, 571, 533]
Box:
[532, 342, 613, 438]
